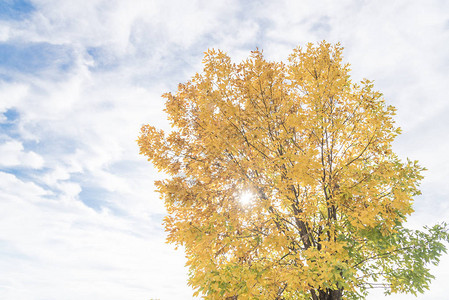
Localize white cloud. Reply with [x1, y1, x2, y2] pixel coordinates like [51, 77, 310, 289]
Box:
[0, 0, 448, 299]
[0, 24, 10, 41]
[0, 140, 44, 169]
[0, 172, 190, 300]
[0, 171, 48, 198]
[0, 82, 29, 113]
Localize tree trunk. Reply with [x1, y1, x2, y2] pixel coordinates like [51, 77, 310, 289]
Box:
[318, 288, 343, 300]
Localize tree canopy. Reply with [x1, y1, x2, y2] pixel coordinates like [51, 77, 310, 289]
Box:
[138, 42, 449, 299]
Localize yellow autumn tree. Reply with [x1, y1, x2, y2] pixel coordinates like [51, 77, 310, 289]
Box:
[138, 42, 448, 300]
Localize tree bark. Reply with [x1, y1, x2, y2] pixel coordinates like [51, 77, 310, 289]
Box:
[318, 288, 343, 300]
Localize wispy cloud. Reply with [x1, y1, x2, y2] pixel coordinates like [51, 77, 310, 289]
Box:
[0, 140, 43, 168]
[0, 0, 448, 299]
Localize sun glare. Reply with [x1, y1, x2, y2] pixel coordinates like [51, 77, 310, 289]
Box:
[239, 190, 255, 205]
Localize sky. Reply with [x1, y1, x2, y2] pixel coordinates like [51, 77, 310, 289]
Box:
[0, 0, 448, 299]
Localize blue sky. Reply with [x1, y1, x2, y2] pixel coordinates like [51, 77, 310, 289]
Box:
[0, 0, 448, 299]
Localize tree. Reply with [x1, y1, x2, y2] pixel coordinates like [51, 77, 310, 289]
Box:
[138, 42, 449, 299]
